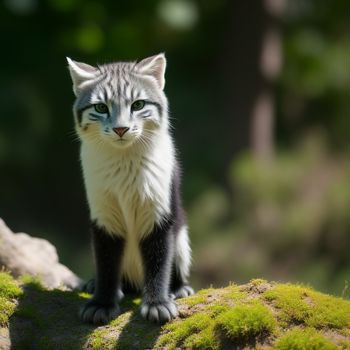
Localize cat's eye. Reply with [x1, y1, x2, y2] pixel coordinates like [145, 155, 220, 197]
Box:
[131, 100, 145, 111]
[94, 103, 109, 114]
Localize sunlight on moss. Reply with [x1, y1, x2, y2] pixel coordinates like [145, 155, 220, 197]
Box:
[0, 272, 23, 325]
[264, 283, 350, 329]
[157, 312, 217, 349]
[274, 328, 337, 350]
[182, 293, 207, 307]
[216, 302, 276, 341]
[250, 278, 268, 286]
[222, 284, 247, 301]
[339, 340, 350, 350]
[0, 271, 349, 349]
[19, 274, 45, 290]
[0, 272, 23, 299]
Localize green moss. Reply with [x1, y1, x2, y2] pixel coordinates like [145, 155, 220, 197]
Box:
[250, 278, 268, 286]
[208, 302, 230, 316]
[158, 312, 218, 350]
[222, 284, 248, 301]
[90, 327, 113, 350]
[19, 274, 45, 290]
[0, 296, 17, 325]
[197, 287, 215, 295]
[264, 283, 350, 329]
[216, 302, 276, 341]
[0, 272, 23, 299]
[274, 328, 337, 350]
[182, 294, 207, 307]
[0, 273, 349, 349]
[183, 324, 219, 350]
[0, 272, 23, 325]
[89, 311, 134, 350]
[339, 340, 350, 350]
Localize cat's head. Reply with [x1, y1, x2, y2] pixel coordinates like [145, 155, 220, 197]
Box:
[67, 54, 168, 150]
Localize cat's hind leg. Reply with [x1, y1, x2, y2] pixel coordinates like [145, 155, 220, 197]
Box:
[170, 225, 194, 299]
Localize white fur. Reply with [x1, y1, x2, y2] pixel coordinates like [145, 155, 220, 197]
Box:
[81, 129, 175, 288]
[175, 225, 192, 281]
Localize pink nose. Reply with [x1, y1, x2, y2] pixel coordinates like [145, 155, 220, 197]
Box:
[113, 127, 129, 137]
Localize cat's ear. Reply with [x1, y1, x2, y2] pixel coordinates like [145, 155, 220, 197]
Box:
[136, 53, 166, 90]
[66, 57, 98, 96]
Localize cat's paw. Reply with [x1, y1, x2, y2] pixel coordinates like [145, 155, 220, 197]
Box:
[80, 300, 120, 325]
[171, 285, 195, 299]
[80, 279, 124, 301]
[140, 300, 178, 324]
[81, 279, 95, 294]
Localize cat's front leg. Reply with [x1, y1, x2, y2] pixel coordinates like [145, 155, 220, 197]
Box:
[140, 221, 178, 324]
[80, 222, 124, 325]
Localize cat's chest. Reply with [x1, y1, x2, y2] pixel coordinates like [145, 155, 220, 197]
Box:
[82, 149, 172, 237]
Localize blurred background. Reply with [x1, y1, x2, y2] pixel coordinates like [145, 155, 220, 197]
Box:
[1, 0, 350, 297]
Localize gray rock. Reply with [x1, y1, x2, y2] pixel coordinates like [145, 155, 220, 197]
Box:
[0, 218, 81, 289]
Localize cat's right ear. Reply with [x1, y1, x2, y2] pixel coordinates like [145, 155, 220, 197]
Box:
[66, 57, 97, 96]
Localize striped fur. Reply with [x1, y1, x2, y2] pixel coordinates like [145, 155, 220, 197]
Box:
[67, 54, 193, 324]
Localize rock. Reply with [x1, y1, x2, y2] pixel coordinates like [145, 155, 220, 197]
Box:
[0, 218, 81, 289]
[1, 273, 349, 349]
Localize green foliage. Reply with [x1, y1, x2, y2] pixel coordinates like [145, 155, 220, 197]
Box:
[191, 136, 350, 295]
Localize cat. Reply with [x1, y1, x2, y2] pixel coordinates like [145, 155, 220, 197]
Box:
[67, 53, 193, 324]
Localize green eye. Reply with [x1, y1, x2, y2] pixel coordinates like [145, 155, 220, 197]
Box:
[131, 100, 145, 111]
[94, 103, 108, 114]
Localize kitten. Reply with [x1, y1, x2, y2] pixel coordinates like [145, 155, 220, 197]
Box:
[67, 54, 193, 324]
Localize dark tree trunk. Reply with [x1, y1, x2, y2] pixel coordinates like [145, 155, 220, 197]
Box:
[215, 0, 285, 165]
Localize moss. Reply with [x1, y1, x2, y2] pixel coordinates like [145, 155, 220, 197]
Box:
[274, 328, 337, 350]
[183, 324, 219, 350]
[216, 301, 276, 341]
[197, 287, 215, 295]
[19, 274, 45, 290]
[90, 311, 133, 350]
[208, 302, 230, 316]
[339, 340, 350, 350]
[183, 288, 218, 307]
[250, 278, 268, 286]
[0, 272, 23, 299]
[157, 312, 218, 350]
[182, 294, 207, 307]
[264, 283, 350, 329]
[1, 272, 349, 349]
[0, 272, 23, 325]
[222, 284, 248, 301]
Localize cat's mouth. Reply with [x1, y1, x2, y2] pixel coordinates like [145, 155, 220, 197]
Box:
[113, 137, 133, 148]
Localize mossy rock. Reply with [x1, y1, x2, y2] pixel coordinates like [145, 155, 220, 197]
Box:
[0, 273, 349, 349]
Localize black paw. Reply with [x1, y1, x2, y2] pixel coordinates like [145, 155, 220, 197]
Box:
[171, 285, 194, 299]
[80, 279, 124, 301]
[81, 279, 95, 294]
[80, 300, 120, 325]
[140, 299, 178, 324]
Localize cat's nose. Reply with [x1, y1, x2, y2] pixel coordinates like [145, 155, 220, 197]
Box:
[113, 127, 129, 137]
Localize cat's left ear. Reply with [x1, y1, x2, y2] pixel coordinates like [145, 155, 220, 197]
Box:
[136, 53, 166, 90]
[66, 57, 98, 96]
